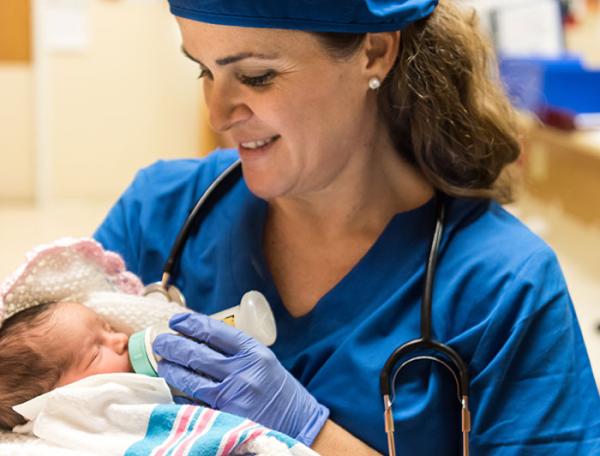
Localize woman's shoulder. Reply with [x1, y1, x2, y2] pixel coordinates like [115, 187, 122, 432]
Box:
[442, 198, 567, 319]
[447, 198, 557, 272]
[130, 149, 239, 197]
[93, 149, 240, 273]
[442, 199, 574, 357]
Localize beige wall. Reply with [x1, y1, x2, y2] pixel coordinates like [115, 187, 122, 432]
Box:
[0, 0, 202, 203]
[46, 0, 200, 201]
[0, 65, 34, 201]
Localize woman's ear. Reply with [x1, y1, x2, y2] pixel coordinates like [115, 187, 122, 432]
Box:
[362, 31, 400, 80]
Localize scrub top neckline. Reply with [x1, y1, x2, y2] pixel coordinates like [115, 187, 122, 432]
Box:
[229, 189, 438, 325]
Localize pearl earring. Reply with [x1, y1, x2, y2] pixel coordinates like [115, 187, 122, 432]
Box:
[368, 77, 381, 90]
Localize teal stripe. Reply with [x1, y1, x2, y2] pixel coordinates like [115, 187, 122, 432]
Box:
[266, 429, 296, 449]
[125, 405, 195, 456]
[221, 420, 262, 453]
[124, 405, 301, 456]
[165, 407, 204, 456]
[187, 411, 245, 456]
[237, 426, 255, 443]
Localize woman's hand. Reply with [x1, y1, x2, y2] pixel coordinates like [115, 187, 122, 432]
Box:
[152, 312, 329, 446]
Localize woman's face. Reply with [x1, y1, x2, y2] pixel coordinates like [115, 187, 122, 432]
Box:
[54, 302, 131, 386]
[177, 19, 378, 200]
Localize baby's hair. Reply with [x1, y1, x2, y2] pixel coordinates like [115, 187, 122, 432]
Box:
[0, 302, 71, 429]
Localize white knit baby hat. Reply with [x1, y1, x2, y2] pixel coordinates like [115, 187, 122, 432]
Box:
[0, 238, 144, 327]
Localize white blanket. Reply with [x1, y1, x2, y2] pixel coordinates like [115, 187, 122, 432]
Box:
[2, 373, 318, 456]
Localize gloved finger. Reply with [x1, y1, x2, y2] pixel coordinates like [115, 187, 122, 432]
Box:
[153, 333, 232, 381]
[168, 312, 254, 356]
[172, 395, 194, 405]
[157, 359, 221, 408]
[172, 392, 210, 407]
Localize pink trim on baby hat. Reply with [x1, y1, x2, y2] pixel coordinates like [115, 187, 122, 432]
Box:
[67, 238, 144, 295]
[0, 238, 144, 325]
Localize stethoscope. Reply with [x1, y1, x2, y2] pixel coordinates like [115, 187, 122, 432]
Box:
[143, 158, 471, 456]
[380, 194, 471, 456]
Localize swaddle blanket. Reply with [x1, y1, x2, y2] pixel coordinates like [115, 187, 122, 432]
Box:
[12, 374, 318, 456]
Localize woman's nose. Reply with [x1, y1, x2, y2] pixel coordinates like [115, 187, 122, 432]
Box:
[205, 82, 253, 133]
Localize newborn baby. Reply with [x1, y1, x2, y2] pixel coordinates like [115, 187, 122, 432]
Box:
[0, 237, 144, 431]
[0, 300, 132, 430]
[0, 239, 311, 456]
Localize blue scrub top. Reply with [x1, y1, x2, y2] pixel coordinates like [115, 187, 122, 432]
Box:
[95, 149, 600, 455]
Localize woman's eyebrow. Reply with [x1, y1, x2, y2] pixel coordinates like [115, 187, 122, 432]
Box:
[181, 46, 279, 67]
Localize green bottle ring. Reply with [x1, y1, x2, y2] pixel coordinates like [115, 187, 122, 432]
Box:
[128, 329, 158, 377]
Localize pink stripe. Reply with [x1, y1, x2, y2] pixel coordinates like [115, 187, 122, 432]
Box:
[244, 427, 268, 444]
[217, 421, 259, 456]
[153, 406, 195, 456]
[172, 408, 219, 456]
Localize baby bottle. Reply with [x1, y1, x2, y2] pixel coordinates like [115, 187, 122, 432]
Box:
[128, 291, 277, 377]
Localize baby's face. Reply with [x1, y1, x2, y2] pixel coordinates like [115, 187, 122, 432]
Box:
[53, 302, 132, 386]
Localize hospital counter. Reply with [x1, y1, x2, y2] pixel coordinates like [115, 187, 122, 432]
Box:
[521, 119, 600, 227]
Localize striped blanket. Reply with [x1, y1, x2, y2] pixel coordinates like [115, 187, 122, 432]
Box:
[126, 404, 313, 456]
[10, 373, 318, 456]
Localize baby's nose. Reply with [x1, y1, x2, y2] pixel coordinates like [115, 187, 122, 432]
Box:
[108, 332, 129, 353]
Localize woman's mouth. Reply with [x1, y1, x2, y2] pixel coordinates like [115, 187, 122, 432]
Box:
[238, 135, 280, 154]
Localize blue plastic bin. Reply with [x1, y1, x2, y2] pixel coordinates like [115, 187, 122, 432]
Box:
[499, 56, 600, 129]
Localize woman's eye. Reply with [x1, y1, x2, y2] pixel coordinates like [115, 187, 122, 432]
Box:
[239, 70, 276, 87]
[197, 67, 276, 87]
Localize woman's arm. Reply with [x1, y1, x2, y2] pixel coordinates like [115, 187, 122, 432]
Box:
[312, 420, 382, 455]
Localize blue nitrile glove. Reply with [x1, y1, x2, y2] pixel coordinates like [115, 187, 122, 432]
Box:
[152, 312, 329, 446]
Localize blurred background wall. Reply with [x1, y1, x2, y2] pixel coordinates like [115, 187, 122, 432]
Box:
[0, 0, 33, 200]
[0, 0, 208, 204]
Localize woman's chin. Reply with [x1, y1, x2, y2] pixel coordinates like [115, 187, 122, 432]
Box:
[241, 166, 290, 200]
[244, 179, 285, 200]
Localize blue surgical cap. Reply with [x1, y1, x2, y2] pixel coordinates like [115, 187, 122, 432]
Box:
[168, 0, 439, 33]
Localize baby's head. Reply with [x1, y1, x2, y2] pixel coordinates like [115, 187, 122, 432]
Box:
[0, 300, 131, 430]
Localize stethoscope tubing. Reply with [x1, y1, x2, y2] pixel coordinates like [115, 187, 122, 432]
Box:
[143, 159, 242, 306]
[380, 194, 470, 456]
[162, 159, 243, 283]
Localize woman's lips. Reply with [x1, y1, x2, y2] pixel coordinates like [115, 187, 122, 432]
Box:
[238, 135, 280, 157]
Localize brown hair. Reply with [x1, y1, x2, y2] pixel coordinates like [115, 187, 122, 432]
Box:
[0, 302, 70, 429]
[313, 0, 520, 202]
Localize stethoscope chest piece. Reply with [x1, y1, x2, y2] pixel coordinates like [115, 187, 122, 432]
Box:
[143, 276, 186, 307]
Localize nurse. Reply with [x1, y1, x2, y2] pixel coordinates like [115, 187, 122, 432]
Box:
[95, 0, 600, 454]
